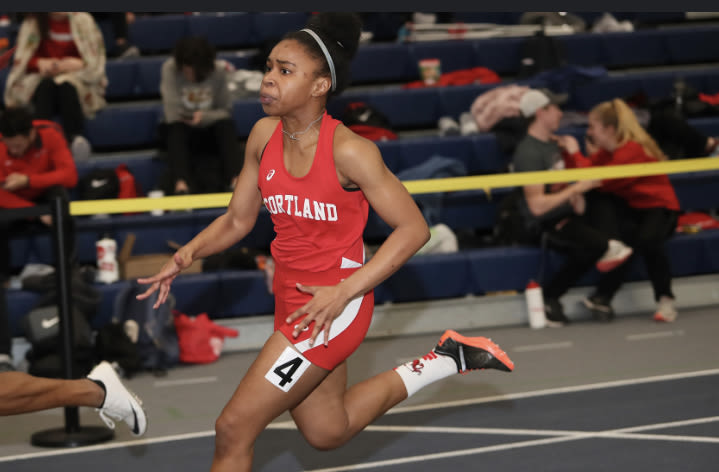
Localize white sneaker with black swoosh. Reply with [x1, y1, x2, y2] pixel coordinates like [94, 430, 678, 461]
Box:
[87, 361, 147, 436]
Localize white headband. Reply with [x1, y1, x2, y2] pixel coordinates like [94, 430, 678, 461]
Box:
[301, 28, 336, 92]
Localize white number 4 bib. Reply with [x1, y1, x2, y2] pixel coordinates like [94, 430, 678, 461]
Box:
[265, 346, 311, 392]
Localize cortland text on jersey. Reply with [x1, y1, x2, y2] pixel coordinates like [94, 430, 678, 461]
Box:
[263, 194, 338, 222]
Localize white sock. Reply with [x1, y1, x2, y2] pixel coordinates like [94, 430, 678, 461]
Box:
[394, 350, 458, 397]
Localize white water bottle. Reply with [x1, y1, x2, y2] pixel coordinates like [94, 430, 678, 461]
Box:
[96, 236, 119, 284]
[525, 280, 546, 329]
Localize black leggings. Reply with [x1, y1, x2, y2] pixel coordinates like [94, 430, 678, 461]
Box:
[541, 215, 609, 300]
[31, 78, 85, 139]
[162, 119, 241, 194]
[585, 192, 678, 302]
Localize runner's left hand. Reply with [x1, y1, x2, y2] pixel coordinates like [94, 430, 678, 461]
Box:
[286, 283, 350, 347]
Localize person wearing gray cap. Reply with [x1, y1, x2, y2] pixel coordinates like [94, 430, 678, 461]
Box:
[509, 88, 633, 325]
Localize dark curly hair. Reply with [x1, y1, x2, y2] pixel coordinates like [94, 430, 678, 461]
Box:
[283, 13, 362, 98]
[0, 106, 34, 138]
[173, 36, 217, 83]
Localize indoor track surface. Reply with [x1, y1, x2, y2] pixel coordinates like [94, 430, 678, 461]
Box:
[1, 305, 718, 471]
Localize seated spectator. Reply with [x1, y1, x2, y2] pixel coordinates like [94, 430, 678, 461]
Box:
[510, 89, 633, 326]
[0, 106, 79, 368]
[556, 98, 681, 323]
[3, 12, 107, 161]
[91, 12, 140, 59]
[158, 36, 242, 195]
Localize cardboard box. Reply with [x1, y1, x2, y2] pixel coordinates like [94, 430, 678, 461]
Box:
[118, 233, 203, 280]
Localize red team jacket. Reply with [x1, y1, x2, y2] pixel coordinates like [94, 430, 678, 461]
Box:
[563, 140, 680, 211]
[0, 120, 78, 209]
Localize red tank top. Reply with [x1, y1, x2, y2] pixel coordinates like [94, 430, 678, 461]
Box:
[258, 112, 369, 272]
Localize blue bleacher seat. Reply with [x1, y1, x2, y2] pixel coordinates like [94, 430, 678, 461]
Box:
[250, 12, 309, 44]
[217, 270, 274, 317]
[128, 14, 188, 52]
[8, 227, 719, 336]
[85, 104, 161, 150]
[187, 13, 254, 48]
[88, 64, 719, 149]
[561, 34, 604, 67]
[375, 251, 473, 303]
[664, 26, 719, 64]
[600, 30, 670, 68]
[351, 43, 416, 84]
[472, 37, 525, 75]
[104, 61, 139, 98]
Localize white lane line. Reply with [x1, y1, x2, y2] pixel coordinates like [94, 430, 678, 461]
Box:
[601, 432, 719, 444]
[626, 330, 684, 341]
[0, 430, 216, 463]
[304, 435, 589, 472]
[613, 415, 719, 434]
[153, 376, 218, 387]
[388, 367, 719, 415]
[268, 423, 580, 437]
[304, 416, 719, 472]
[513, 341, 574, 352]
[3, 368, 718, 464]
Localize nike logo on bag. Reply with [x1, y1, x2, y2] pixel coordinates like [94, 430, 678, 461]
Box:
[266, 169, 275, 181]
[91, 179, 108, 188]
[41, 317, 59, 329]
[359, 110, 372, 122]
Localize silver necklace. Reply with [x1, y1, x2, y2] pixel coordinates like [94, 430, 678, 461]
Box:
[282, 111, 324, 141]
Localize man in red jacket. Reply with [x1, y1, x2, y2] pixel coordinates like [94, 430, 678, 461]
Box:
[0, 105, 78, 371]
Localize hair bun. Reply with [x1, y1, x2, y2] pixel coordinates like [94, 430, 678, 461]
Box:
[305, 13, 362, 60]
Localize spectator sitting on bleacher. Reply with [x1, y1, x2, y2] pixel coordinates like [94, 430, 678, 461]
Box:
[510, 89, 634, 326]
[556, 98, 681, 323]
[158, 35, 242, 195]
[0, 106, 78, 371]
[3, 12, 107, 162]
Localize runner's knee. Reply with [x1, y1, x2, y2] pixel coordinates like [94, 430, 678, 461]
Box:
[301, 423, 349, 451]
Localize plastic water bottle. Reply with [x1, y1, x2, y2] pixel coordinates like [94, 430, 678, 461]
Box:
[525, 280, 547, 329]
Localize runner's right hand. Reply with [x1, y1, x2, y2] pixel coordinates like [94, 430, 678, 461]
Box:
[136, 251, 192, 308]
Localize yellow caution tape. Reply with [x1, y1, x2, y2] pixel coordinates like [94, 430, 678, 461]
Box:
[69, 156, 719, 216]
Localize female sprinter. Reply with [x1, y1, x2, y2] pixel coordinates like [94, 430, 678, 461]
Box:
[137, 13, 514, 471]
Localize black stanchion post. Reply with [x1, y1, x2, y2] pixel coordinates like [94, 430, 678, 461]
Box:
[30, 195, 114, 447]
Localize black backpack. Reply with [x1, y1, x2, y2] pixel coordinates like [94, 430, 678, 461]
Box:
[112, 280, 180, 376]
[77, 168, 120, 200]
[493, 188, 535, 246]
[342, 102, 395, 131]
[22, 270, 101, 378]
[517, 30, 567, 79]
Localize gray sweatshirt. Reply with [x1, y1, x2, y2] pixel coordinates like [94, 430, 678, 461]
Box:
[160, 58, 232, 127]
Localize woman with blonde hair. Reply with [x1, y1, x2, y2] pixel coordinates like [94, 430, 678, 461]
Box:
[555, 98, 681, 323]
